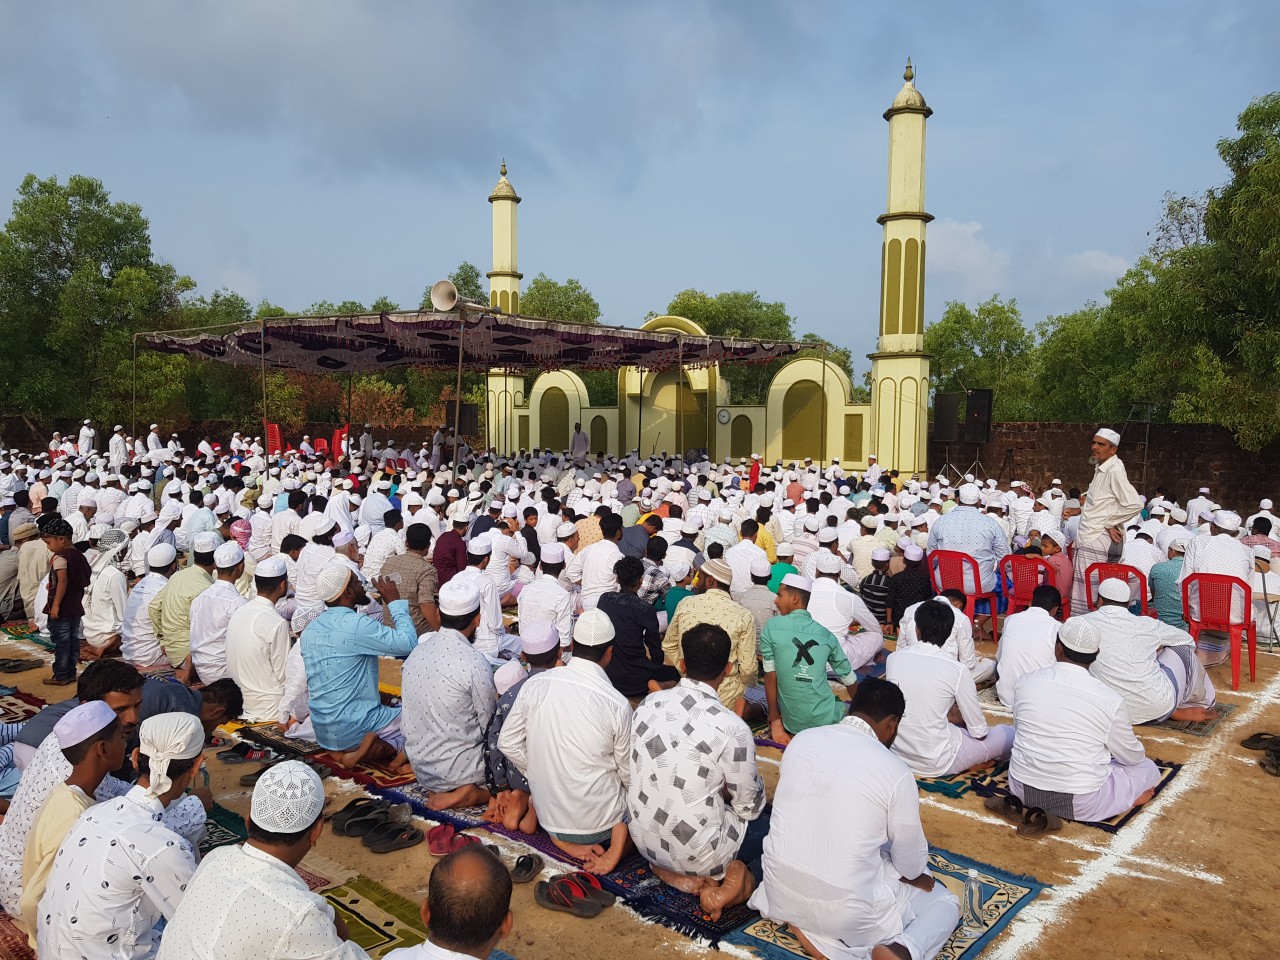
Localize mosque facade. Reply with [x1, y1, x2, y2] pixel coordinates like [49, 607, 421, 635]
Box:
[484, 63, 931, 475]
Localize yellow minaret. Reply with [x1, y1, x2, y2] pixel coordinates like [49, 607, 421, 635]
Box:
[868, 60, 932, 476]
[487, 161, 522, 313]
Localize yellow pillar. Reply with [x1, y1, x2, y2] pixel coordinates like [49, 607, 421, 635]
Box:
[487, 162, 522, 314]
[868, 61, 931, 476]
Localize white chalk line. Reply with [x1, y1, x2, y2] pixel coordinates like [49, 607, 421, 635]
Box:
[983, 665, 1280, 960]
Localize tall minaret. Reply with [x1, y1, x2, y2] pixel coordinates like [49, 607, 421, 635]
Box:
[868, 60, 932, 476]
[487, 162, 522, 313]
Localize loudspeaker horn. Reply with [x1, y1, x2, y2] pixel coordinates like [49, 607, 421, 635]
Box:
[428, 279, 459, 312]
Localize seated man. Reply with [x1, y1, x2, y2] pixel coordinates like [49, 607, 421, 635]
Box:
[38, 714, 206, 960]
[448, 538, 520, 661]
[499, 609, 633, 873]
[886, 600, 1014, 778]
[301, 566, 417, 770]
[750, 677, 961, 960]
[184, 541, 248, 684]
[599, 556, 681, 698]
[761, 574, 858, 746]
[225, 555, 292, 724]
[402, 580, 497, 811]
[628, 623, 766, 921]
[483, 623, 563, 835]
[896, 590, 996, 686]
[1084, 577, 1217, 725]
[1009, 618, 1162, 823]
[157, 762, 368, 959]
[383, 846, 513, 960]
[995, 584, 1062, 707]
[122, 543, 180, 670]
[808, 552, 885, 671]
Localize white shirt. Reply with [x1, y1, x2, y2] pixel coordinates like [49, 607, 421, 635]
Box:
[1011, 662, 1148, 794]
[361, 527, 405, 582]
[1078, 456, 1143, 545]
[885, 644, 987, 777]
[724, 539, 769, 601]
[749, 717, 929, 957]
[188, 579, 248, 682]
[807, 577, 882, 640]
[995, 606, 1060, 706]
[248, 510, 274, 559]
[384, 939, 476, 960]
[156, 844, 366, 960]
[516, 574, 574, 648]
[271, 508, 301, 552]
[1179, 531, 1254, 620]
[1082, 606, 1198, 724]
[83, 564, 128, 646]
[39, 785, 198, 960]
[498, 657, 632, 835]
[292, 543, 338, 613]
[225, 595, 291, 723]
[121, 572, 169, 667]
[566, 538, 623, 610]
[897, 598, 981, 674]
[448, 567, 504, 653]
[1252, 570, 1280, 643]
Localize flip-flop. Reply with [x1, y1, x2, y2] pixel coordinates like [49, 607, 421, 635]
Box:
[560, 870, 616, 907]
[427, 823, 456, 856]
[343, 803, 410, 839]
[982, 794, 1026, 828]
[328, 798, 384, 834]
[511, 854, 543, 883]
[1241, 732, 1280, 751]
[219, 743, 274, 765]
[1015, 807, 1063, 839]
[534, 877, 604, 918]
[449, 832, 482, 853]
[367, 825, 425, 854]
[0, 659, 42, 672]
[1261, 754, 1280, 777]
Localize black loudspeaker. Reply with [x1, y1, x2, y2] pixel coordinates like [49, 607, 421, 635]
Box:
[964, 389, 994, 443]
[934, 393, 962, 442]
[446, 403, 479, 437]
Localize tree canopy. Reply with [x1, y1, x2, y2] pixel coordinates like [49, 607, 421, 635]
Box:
[520, 273, 601, 326]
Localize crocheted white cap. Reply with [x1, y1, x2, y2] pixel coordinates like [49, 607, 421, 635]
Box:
[251, 760, 326, 832]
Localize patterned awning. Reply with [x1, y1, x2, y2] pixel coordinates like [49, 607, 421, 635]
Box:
[141, 310, 803, 373]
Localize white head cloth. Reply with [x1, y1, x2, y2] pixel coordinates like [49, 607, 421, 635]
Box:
[138, 713, 204, 799]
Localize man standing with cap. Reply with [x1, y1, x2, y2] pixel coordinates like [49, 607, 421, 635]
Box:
[1007, 618, 1161, 825]
[149, 530, 218, 669]
[402, 579, 497, 812]
[184, 541, 248, 684]
[108, 425, 128, 470]
[38, 713, 205, 959]
[225, 555, 291, 724]
[1070, 427, 1143, 616]
[158, 761, 368, 959]
[77, 418, 96, 456]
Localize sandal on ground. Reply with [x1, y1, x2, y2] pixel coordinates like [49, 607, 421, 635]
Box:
[534, 876, 604, 918]
[328, 798, 384, 835]
[1015, 807, 1063, 839]
[449, 832, 482, 853]
[427, 823, 455, 855]
[1241, 732, 1280, 751]
[343, 803, 410, 839]
[366, 825, 425, 853]
[219, 743, 274, 765]
[560, 870, 617, 906]
[511, 854, 544, 883]
[982, 794, 1026, 828]
[1261, 754, 1280, 777]
[239, 760, 288, 787]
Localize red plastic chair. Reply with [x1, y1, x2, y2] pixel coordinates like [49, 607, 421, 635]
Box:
[313, 437, 330, 455]
[1084, 562, 1150, 616]
[1000, 555, 1054, 617]
[928, 550, 1000, 645]
[1181, 573, 1256, 690]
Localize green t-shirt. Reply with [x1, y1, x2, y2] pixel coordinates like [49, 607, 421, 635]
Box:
[767, 561, 798, 594]
[760, 608, 853, 734]
[664, 586, 692, 620]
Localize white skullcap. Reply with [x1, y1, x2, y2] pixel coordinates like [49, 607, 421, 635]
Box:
[502, 504, 518, 518]
[958, 483, 982, 505]
[317, 564, 351, 603]
[539, 542, 566, 564]
[680, 519, 700, 536]
[556, 521, 578, 538]
[817, 528, 838, 544]
[520, 621, 560, 655]
[147, 543, 177, 569]
[1097, 578, 1130, 603]
[700, 557, 735, 587]
[860, 515, 879, 530]
[438, 579, 482, 616]
[251, 760, 326, 833]
[904, 544, 925, 561]
[574, 608, 615, 647]
[871, 547, 892, 562]
[667, 559, 692, 581]
[312, 515, 337, 537]
[1094, 428, 1121, 446]
[467, 537, 492, 557]
[1040, 528, 1066, 548]
[1212, 510, 1241, 533]
[802, 516, 820, 533]
[213, 542, 244, 568]
[138, 713, 205, 799]
[376, 480, 392, 491]
[1261, 499, 1274, 510]
[780, 573, 812, 592]
[202, 493, 218, 507]
[333, 529, 355, 547]
[1253, 544, 1274, 562]
[256, 555, 288, 578]
[193, 532, 220, 554]
[494, 660, 529, 697]
[54, 700, 118, 750]
[426, 490, 446, 506]
[1059, 618, 1101, 655]
[750, 556, 772, 578]
[815, 552, 842, 574]
[774, 542, 794, 558]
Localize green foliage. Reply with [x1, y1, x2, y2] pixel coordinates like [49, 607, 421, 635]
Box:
[420, 262, 489, 309]
[520, 274, 601, 326]
[370, 295, 400, 313]
[924, 295, 1038, 421]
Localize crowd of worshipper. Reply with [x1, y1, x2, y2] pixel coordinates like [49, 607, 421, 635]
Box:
[0, 416, 1274, 960]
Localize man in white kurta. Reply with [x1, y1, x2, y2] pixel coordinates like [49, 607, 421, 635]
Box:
[1070, 428, 1143, 614]
[225, 557, 291, 723]
[516, 543, 574, 650]
[122, 545, 177, 669]
[187, 543, 249, 683]
[995, 585, 1062, 707]
[565, 516, 624, 611]
[808, 558, 884, 671]
[896, 592, 996, 685]
[750, 678, 959, 960]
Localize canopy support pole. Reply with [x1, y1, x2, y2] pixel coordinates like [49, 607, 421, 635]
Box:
[451, 310, 466, 484]
[676, 337, 684, 472]
[635, 369, 645, 460]
[131, 334, 138, 441]
[820, 342, 829, 464]
[260, 317, 269, 429]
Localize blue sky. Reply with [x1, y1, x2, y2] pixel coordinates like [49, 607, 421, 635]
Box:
[1, 1, 1276, 377]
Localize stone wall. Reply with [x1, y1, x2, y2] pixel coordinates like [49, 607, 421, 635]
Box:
[929, 422, 1280, 509]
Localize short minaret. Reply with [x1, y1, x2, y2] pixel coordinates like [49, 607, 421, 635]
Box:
[868, 60, 932, 476]
[487, 161, 522, 313]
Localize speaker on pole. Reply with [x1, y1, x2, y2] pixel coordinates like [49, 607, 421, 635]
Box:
[933, 392, 962, 442]
[964, 389, 994, 444]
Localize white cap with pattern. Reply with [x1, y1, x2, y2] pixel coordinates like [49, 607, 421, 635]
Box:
[250, 760, 326, 833]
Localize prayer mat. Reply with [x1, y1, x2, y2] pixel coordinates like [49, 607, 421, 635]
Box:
[1148, 701, 1236, 738]
[241, 722, 325, 757]
[323, 875, 427, 958]
[199, 803, 248, 855]
[0, 621, 50, 652]
[975, 760, 1182, 834]
[749, 717, 789, 752]
[298, 864, 335, 892]
[310, 751, 415, 789]
[916, 761, 1009, 800]
[722, 847, 1048, 960]
[598, 851, 760, 943]
[0, 691, 45, 724]
[0, 910, 33, 960]
[376, 781, 491, 831]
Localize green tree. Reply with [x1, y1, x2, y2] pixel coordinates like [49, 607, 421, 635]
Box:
[1028, 304, 1138, 423]
[421, 262, 487, 309]
[370, 295, 400, 313]
[923, 295, 1038, 421]
[520, 274, 601, 326]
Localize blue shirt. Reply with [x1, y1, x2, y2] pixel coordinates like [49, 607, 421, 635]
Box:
[1149, 556, 1187, 630]
[274, 491, 290, 514]
[300, 601, 418, 750]
[925, 505, 1010, 592]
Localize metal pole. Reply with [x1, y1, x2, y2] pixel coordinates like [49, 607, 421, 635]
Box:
[260, 317, 269, 431]
[676, 337, 683, 472]
[451, 308, 466, 484]
[820, 341, 829, 464]
[635, 368, 645, 460]
[131, 334, 138, 440]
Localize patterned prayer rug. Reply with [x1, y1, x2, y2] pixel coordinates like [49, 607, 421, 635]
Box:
[916, 761, 1009, 800]
[0, 621, 47, 650]
[722, 847, 1049, 960]
[1148, 701, 1236, 738]
[598, 852, 760, 943]
[240, 722, 325, 756]
[323, 875, 427, 957]
[974, 760, 1182, 834]
[0, 909, 32, 960]
[309, 751, 415, 789]
[199, 803, 249, 855]
[375, 781, 491, 831]
[0, 691, 45, 724]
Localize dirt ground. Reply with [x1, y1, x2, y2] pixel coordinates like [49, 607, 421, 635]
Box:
[4, 634, 1278, 960]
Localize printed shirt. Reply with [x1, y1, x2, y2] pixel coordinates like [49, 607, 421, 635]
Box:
[925, 506, 1010, 591]
[664, 590, 758, 710]
[760, 609, 854, 734]
[1082, 606, 1197, 724]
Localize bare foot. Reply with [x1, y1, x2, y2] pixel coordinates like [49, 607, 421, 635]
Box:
[870, 945, 911, 960]
[337, 731, 380, 769]
[651, 864, 714, 895]
[518, 796, 538, 835]
[791, 926, 830, 960]
[1170, 705, 1218, 723]
[1134, 787, 1156, 807]
[501, 790, 530, 832]
[427, 784, 490, 811]
[551, 837, 606, 862]
[483, 794, 504, 823]
[699, 860, 755, 922]
[581, 822, 631, 875]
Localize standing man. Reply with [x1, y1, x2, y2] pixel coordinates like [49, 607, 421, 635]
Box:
[77, 419, 96, 456]
[570, 422, 590, 465]
[1070, 428, 1143, 615]
[108, 425, 129, 470]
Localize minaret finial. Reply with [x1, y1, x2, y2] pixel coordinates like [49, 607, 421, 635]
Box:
[500, 159, 507, 177]
[904, 58, 914, 83]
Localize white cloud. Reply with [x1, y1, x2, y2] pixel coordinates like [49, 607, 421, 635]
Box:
[927, 218, 1010, 297]
[1062, 248, 1129, 280]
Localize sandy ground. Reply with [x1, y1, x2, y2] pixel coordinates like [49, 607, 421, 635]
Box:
[4, 633, 1278, 960]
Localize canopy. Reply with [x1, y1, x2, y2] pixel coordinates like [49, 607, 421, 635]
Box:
[141, 309, 804, 373]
